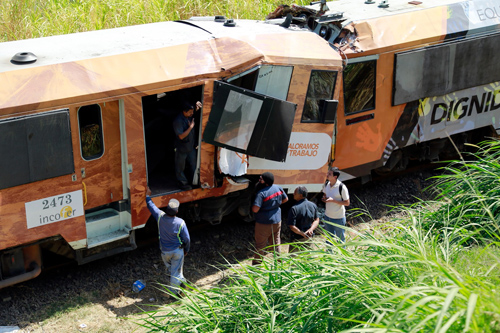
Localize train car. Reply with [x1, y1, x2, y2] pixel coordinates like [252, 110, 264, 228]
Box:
[2, 0, 500, 288]
[0, 15, 342, 288]
[286, 0, 500, 183]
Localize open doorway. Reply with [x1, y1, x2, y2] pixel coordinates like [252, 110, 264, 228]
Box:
[142, 85, 203, 195]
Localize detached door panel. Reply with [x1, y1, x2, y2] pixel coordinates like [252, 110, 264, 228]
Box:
[203, 81, 297, 162]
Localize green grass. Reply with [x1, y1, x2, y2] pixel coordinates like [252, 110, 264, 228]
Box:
[137, 227, 500, 332]
[420, 140, 500, 245]
[0, 0, 309, 42]
[136, 140, 500, 332]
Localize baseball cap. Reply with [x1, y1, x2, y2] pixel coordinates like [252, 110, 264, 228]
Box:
[261, 172, 274, 185]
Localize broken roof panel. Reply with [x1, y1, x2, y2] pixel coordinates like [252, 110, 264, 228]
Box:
[310, 0, 500, 53]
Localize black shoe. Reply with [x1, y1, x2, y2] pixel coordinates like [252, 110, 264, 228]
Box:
[180, 184, 192, 191]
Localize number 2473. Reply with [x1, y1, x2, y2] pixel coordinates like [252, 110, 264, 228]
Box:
[42, 195, 72, 209]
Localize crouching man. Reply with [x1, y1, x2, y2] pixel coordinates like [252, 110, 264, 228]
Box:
[287, 186, 319, 252]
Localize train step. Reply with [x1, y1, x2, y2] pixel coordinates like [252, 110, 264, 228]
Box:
[75, 231, 137, 265]
[85, 208, 131, 248]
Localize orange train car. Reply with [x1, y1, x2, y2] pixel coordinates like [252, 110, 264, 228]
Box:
[267, 0, 500, 183]
[1, 0, 500, 287]
[0, 16, 342, 288]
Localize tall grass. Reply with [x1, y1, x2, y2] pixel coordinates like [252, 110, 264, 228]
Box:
[420, 139, 500, 244]
[1, 0, 308, 42]
[137, 223, 500, 332]
[136, 140, 500, 332]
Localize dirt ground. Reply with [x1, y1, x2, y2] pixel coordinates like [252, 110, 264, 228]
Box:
[0, 169, 439, 332]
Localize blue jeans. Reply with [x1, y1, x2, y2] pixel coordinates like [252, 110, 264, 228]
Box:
[175, 149, 196, 186]
[323, 215, 346, 243]
[161, 247, 185, 293]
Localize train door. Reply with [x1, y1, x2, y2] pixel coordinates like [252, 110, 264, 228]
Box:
[142, 85, 203, 195]
[76, 100, 132, 254]
[203, 81, 297, 164]
[299, 69, 339, 163]
[337, 56, 379, 177]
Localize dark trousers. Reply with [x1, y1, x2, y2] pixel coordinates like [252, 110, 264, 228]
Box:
[175, 149, 196, 186]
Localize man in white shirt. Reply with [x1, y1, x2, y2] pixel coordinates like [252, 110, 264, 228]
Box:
[322, 167, 350, 242]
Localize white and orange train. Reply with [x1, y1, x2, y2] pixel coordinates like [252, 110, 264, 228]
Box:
[1, 0, 499, 287]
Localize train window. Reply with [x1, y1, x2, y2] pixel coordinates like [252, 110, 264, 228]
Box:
[254, 65, 293, 100]
[343, 60, 376, 115]
[301, 70, 337, 122]
[228, 65, 293, 101]
[227, 67, 258, 90]
[393, 32, 500, 105]
[78, 104, 104, 160]
[0, 109, 74, 190]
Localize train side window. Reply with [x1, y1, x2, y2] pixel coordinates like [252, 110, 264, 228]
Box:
[227, 65, 293, 101]
[78, 104, 104, 160]
[343, 60, 376, 115]
[301, 70, 337, 122]
[0, 109, 74, 190]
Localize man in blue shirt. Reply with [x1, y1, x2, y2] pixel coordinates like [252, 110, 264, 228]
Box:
[146, 187, 190, 294]
[251, 172, 288, 265]
[173, 101, 202, 191]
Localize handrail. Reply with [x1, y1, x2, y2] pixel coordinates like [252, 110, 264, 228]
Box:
[82, 181, 88, 206]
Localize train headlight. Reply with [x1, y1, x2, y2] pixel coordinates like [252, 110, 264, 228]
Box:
[319, 26, 332, 40]
[319, 26, 328, 38]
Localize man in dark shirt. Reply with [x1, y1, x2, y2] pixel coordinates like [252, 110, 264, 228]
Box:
[173, 101, 202, 191]
[251, 172, 288, 265]
[287, 186, 319, 252]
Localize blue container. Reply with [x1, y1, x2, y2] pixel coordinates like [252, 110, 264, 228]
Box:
[132, 279, 146, 292]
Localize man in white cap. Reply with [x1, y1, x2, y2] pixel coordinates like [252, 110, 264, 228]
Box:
[146, 187, 190, 294]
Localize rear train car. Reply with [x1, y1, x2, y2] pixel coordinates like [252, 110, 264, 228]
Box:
[287, 0, 500, 182]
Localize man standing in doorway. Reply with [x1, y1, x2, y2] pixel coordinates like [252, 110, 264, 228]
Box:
[287, 186, 320, 252]
[252, 172, 288, 265]
[173, 101, 202, 191]
[322, 167, 350, 243]
[146, 187, 190, 295]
